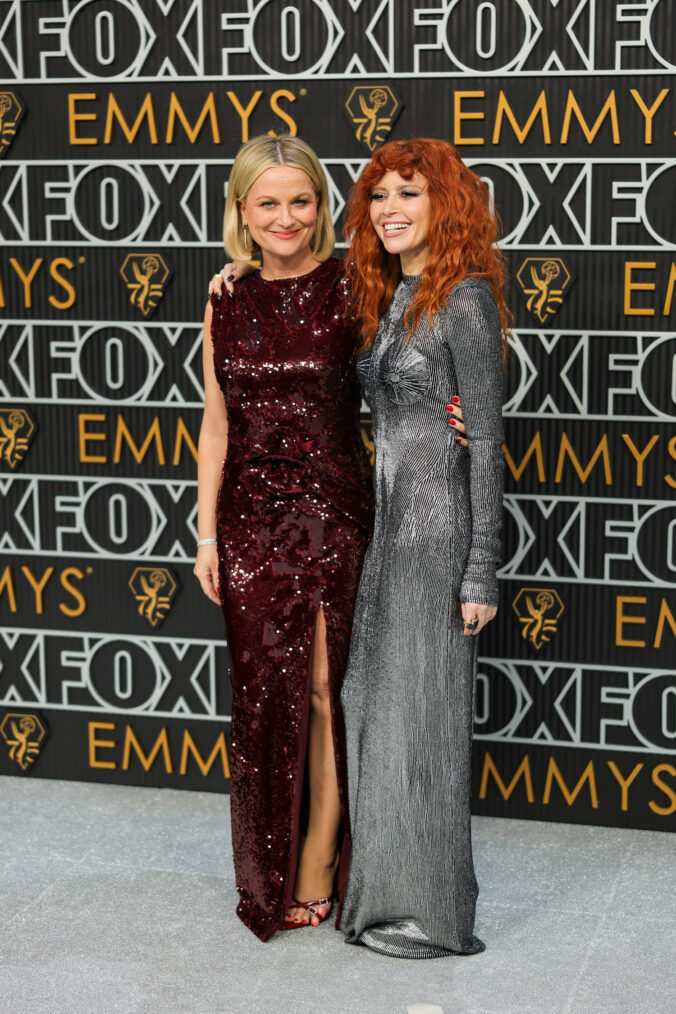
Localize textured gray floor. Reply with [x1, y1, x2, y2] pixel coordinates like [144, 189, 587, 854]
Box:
[1, 776, 674, 1014]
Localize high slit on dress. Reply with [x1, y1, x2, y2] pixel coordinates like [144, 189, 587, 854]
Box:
[210, 258, 374, 941]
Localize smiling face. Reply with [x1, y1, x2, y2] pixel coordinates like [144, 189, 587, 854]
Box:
[240, 166, 319, 276]
[368, 170, 432, 275]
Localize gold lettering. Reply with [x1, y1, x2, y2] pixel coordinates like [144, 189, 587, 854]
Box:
[654, 598, 676, 649]
[607, 761, 643, 811]
[78, 413, 107, 464]
[89, 721, 117, 769]
[453, 91, 485, 146]
[561, 90, 620, 145]
[104, 93, 158, 145]
[663, 262, 676, 316]
[179, 730, 230, 778]
[492, 90, 551, 145]
[649, 764, 676, 816]
[555, 433, 612, 485]
[113, 416, 165, 466]
[543, 757, 598, 808]
[49, 258, 76, 310]
[173, 417, 198, 465]
[60, 568, 86, 617]
[629, 88, 669, 144]
[226, 90, 263, 143]
[503, 433, 546, 482]
[9, 257, 43, 309]
[122, 725, 173, 773]
[20, 565, 54, 614]
[615, 595, 647, 648]
[624, 261, 656, 317]
[478, 750, 534, 802]
[166, 92, 220, 144]
[269, 89, 297, 136]
[0, 565, 17, 612]
[665, 436, 676, 490]
[621, 433, 660, 487]
[68, 93, 98, 145]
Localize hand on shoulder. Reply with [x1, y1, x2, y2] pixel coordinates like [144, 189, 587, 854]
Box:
[208, 261, 257, 299]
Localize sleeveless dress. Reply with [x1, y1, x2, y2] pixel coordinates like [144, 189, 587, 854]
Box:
[210, 257, 374, 941]
[340, 276, 504, 958]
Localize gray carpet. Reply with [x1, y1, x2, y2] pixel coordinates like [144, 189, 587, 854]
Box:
[1, 775, 673, 1014]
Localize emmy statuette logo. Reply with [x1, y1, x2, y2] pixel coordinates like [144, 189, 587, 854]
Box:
[0, 407, 37, 469]
[120, 254, 171, 317]
[128, 567, 179, 628]
[516, 257, 573, 324]
[512, 588, 565, 650]
[1, 713, 48, 771]
[0, 91, 25, 157]
[344, 86, 403, 152]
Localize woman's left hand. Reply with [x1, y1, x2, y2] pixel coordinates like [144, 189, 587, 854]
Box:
[446, 397, 467, 447]
[461, 601, 497, 635]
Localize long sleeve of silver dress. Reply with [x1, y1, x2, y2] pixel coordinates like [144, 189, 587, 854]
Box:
[339, 276, 504, 958]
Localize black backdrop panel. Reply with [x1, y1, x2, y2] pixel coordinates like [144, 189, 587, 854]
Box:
[0, 0, 674, 828]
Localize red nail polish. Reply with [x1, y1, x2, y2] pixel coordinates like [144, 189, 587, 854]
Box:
[449, 419, 456, 426]
[456, 437, 462, 444]
[452, 396, 459, 403]
[445, 404, 453, 410]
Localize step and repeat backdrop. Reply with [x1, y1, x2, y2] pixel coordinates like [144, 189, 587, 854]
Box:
[0, 0, 674, 830]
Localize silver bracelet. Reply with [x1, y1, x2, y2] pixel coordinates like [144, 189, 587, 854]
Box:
[197, 538, 217, 546]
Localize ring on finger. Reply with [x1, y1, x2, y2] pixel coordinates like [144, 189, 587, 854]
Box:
[463, 617, 479, 631]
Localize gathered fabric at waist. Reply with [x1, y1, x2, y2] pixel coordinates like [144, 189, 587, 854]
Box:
[221, 444, 374, 533]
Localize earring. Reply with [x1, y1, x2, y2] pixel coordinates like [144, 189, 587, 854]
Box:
[243, 225, 248, 249]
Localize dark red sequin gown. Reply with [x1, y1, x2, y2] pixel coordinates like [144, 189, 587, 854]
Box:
[210, 257, 374, 942]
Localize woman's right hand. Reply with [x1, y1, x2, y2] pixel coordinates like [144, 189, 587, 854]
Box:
[208, 262, 254, 298]
[193, 544, 221, 605]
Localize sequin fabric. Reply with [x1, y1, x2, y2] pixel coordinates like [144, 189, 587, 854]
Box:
[210, 257, 374, 942]
[340, 277, 504, 957]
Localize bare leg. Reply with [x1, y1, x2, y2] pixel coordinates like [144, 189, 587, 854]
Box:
[286, 608, 340, 927]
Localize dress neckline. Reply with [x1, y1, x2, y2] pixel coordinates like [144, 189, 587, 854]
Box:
[401, 272, 422, 287]
[257, 258, 334, 286]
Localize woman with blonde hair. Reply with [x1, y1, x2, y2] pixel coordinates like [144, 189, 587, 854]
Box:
[194, 134, 374, 939]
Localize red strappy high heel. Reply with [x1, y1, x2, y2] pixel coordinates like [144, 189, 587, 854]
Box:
[281, 896, 332, 930]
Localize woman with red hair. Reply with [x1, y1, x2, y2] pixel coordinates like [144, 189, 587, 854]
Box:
[338, 138, 509, 958]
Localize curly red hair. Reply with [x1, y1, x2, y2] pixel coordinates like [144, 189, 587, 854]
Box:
[344, 138, 511, 355]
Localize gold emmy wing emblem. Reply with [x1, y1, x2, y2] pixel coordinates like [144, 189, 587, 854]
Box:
[0, 407, 37, 469]
[0, 91, 25, 158]
[344, 86, 403, 152]
[1, 713, 48, 771]
[120, 253, 171, 317]
[512, 588, 565, 651]
[128, 566, 179, 628]
[516, 257, 573, 324]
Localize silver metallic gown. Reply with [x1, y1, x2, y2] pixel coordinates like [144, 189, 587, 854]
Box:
[340, 275, 504, 958]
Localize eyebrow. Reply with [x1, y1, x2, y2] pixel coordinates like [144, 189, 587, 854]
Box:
[371, 183, 425, 191]
[256, 191, 314, 200]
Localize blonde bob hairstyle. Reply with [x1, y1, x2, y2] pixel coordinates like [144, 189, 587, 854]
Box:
[223, 134, 335, 262]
